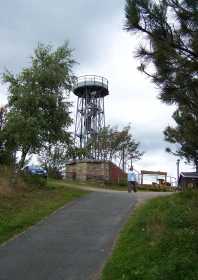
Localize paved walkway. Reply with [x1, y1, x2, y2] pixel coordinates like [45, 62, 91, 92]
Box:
[0, 191, 136, 280]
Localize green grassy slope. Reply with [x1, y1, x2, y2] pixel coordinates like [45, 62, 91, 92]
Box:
[102, 191, 198, 280]
[0, 179, 88, 245]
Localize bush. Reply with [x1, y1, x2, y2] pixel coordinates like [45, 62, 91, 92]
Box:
[22, 174, 47, 188]
[47, 167, 63, 180]
[118, 178, 128, 187]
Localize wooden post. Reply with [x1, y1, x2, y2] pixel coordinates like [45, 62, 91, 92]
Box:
[141, 173, 143, 185]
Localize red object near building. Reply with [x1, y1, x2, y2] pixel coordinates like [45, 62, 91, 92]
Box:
[109, 162, 127, 183]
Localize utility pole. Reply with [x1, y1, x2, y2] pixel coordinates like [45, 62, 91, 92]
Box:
[122, 147, 125, 172]
[130, 156, 133, 169]
[176, 159, 180, 186]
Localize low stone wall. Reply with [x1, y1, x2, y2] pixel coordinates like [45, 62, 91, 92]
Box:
[66, 160, 126, 182]
[86, 161, 109, 181]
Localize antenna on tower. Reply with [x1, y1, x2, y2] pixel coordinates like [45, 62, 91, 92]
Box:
[73, 75, 109, 159]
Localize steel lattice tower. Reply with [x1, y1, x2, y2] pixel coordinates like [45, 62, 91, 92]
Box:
[73, 75, 109, 159]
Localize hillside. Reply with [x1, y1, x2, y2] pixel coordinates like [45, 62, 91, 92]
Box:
[102, 190, 198, 280]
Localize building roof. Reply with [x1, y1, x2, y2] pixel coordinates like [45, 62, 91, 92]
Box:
[180, 172, 198, 178]
[178, 172, 198, 186]
[141, 170, 167, 175]
[66, 159, 108, 165]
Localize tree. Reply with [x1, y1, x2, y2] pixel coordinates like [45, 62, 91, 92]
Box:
[110, 125, 143, 170]
[125, 0, 198, 167]
[125, 0, 198, 107]
[0, 106, 6, 131]
[87, 124, 143, 169]
[0, 106, 16, 165]
[165, 108, 198, 171]
[39, 140, 72, 178]
[0, 106, 7, 151]
[2, 42, 75, 168]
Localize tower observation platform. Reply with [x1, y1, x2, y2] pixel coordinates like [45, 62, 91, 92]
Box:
[73, 75, 109, 98]
[73, 75, 109, 159]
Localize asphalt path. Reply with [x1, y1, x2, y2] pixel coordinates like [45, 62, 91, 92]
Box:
[0, 191, 136, 280]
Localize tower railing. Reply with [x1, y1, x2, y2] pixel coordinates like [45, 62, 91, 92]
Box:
[74, 75, 108, 90]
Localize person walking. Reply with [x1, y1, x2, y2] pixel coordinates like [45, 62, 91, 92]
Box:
[127, 166, 137, 192]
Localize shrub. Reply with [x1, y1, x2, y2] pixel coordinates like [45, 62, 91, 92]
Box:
[118, 178, 128, 187]
[22, 174, 47, 188]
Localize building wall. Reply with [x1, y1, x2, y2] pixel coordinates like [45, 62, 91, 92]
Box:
[66, 160, 126, 182]
[66, 162, 87, 181]
[86, 161, 109, 181]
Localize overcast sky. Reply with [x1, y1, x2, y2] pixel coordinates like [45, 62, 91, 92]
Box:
[0, 0, 194, 182]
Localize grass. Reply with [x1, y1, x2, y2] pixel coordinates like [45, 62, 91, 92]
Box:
[66, 180, 128, 191]
[0, 178, 89, 245]
[102, 190, 198, 280]
[48, 179, 128, 191]
[61, 180, 173, 192]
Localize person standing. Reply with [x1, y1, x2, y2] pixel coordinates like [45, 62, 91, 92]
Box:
[127, 166, 137, 192]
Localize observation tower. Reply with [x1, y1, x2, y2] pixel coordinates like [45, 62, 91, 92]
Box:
[73, 75, 109, 159]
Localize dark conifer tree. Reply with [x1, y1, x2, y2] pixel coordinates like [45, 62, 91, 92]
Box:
[125, 0, 198, 168]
